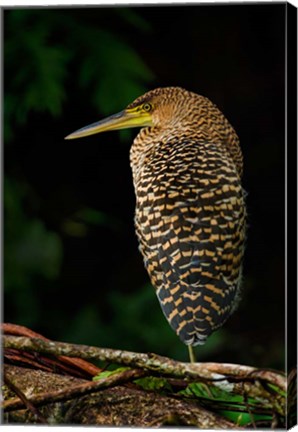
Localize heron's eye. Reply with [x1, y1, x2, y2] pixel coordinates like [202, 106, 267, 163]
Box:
[142, 103, 152, 112]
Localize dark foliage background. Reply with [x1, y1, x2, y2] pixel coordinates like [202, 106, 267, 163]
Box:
[4, 4, 285, 368]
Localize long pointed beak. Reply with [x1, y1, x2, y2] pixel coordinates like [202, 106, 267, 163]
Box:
[64, 109, 153, 140]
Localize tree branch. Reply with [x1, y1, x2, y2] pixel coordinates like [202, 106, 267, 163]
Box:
[2, 334, 288, 427]
[4, 372, 48, 423]
[2, 323, 101, 377]
[3, 367, 145, 413]
[3, 336, 286, 399]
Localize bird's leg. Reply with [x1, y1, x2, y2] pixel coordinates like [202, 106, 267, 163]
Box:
[188, 345, 196, 363]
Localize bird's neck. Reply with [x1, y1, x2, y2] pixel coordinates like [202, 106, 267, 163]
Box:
[129, 119, 243, 185]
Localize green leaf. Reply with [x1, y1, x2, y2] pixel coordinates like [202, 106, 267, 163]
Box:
[134, 376, 172, 392]
[5, 10, 72, 142]
[76, 27, 154, 114]
[219, 410, 251, 425]
[93, 367, 131, 381]
[179, 381, 275, 426]
[5, 9, 154, 142]
[218, 410, 272, 426]
[180, 381, 235, 400]
[266, 382, 286, 397]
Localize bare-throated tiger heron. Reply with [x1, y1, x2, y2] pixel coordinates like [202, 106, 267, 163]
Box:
[65, 87, 246, 363]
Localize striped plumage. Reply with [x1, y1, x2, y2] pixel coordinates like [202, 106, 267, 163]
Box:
[129, 87, 246, 346]
[65, 86, 246, 351]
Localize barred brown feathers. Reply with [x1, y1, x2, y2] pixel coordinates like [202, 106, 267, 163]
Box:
[129, 87, 246, 346]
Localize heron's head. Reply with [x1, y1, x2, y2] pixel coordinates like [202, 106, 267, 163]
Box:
[64, 87, 203, 140]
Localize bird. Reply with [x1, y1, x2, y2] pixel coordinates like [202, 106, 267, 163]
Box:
[65, 87, 246, 363]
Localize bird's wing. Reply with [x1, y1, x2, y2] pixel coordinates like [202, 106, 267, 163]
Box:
[155, 204, 243, 346]
[138, 140, 245, 346]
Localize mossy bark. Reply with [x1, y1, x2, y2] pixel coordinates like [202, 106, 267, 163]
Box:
[3, 365, 236, 428]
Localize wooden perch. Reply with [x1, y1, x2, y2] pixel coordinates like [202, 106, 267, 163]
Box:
[2, 327, 290, 428]
[3, 364, 236, 428]
[3, 366, 146, 412]
[3, 335, 286, 388]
